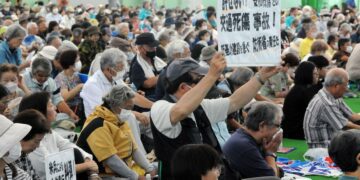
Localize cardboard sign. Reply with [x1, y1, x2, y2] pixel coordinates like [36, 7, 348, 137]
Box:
[45, 148, 76, 180]
[217, 0, 282, 66]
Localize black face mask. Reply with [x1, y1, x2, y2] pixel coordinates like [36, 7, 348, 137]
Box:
[145, 51, 156, 59]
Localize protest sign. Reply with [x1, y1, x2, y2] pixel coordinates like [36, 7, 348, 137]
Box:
[45, 148, 76, 180]
[217, 0, 282, 66]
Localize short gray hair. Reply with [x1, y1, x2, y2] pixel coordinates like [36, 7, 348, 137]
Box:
[4, 24, 26, 41]
[166, 40, 190, 61]
[31, 57, 52, 75]
[245, 102, 282, 131]
[100, 48, 128, 71]
[340, 23, 352, 32]
[158, 29, 174, 42]
[324, 72, 346, 87]
[102, 85, 135, 108]
[26, 22, 37, 31]
[117, 22, 129, 32]
[228, 67, 254, 87]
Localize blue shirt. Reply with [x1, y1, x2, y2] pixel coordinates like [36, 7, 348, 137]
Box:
[285, 16, 295, 28]
[0, 41, 22, 65]
[139, 8, 151, 20]
[223, 129, 275, 178]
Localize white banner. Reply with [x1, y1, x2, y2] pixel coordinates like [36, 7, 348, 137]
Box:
[45, 148, 76, 180]
[217, 0, 282, 67]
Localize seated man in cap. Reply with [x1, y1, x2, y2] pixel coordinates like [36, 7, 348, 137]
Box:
[130, 32, 167, 100]
[150, 53, 278, 179]
[78, 26, 104, 74]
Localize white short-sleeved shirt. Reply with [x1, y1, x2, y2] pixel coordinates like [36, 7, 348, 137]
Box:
[150, 98, 230, 138]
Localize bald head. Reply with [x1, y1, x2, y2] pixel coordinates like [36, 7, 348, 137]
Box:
[324, 68, 349, 87]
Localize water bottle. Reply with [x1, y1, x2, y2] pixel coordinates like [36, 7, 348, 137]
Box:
[146, 174, 151, 180]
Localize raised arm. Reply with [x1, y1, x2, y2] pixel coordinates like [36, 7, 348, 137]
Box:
[170, 53, 226, 124]
[228, 67, 279, 114]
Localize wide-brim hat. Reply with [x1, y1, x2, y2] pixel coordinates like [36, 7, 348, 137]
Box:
[135, 32, 159, 47]
[0, 115, 31, 158]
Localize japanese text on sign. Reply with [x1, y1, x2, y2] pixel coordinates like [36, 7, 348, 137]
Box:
[45, 149, 76, 180]
[217, 0, 281, 66]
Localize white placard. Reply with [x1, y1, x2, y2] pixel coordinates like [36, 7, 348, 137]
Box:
[45, 148, 76, 180]
[217, 0, 282, 67]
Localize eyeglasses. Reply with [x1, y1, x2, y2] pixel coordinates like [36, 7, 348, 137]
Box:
[272, 123, 281, 129]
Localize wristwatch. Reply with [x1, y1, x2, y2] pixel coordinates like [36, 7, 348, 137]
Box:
[255, 73, 265, 85]
[265, 152, 277, 159]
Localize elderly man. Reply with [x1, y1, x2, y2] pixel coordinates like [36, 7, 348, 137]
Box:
[130, 32, 166, 100]
[116, 22, 130, 39]
[81, 48, 153, 154]
[223, 102, 283, 178]
[78, 85, 156, 179]
[46, 35, 62, 49]
[328, 129, 360, 180]
[150, 54, 277, 179]
[23, 22, 44, 50]
[154, 39, 191, 100]
[304, 68, 360, 150]
[88, 37, 133, 77]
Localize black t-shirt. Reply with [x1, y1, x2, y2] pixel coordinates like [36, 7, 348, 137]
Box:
[223, 129, 275, 178]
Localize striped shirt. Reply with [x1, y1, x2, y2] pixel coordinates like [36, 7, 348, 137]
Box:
[304, 88, 351, 148]
[3, 164, 31, 180]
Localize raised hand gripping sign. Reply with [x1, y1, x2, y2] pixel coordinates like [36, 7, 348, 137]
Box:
[217, 0, 282, 67]
[45, 148, 76, 180]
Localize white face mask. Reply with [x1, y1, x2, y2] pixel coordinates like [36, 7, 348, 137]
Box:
[52, 8, 59, 14]
[170, 35, 177, 41]
[310, 32, 317, 39]
[340, 34, 350, 39]
[5, 82, 17, 93]
[204, 36, 211, 42]
[346, 46, 353, 53]
[330, 27, 338, 34]
[32, 78, 43, 86]
[3, 142, 22, 163]
[127, 52, 135, 61]
[113, 71, 125, 81]
[117, 109, 132, 123]
[201, 25, 208, 30]
[189, 38, 195, 43]
[74, 61, 82, 72]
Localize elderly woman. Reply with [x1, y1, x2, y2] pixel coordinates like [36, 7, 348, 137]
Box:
[23, 57, 79, 121]
[55, 50, 85, 125]
[0, 24, 29, 71]
[77, 85, 156, 180]
[81, 48, 151, 154]
[18, 92, 99, 180]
